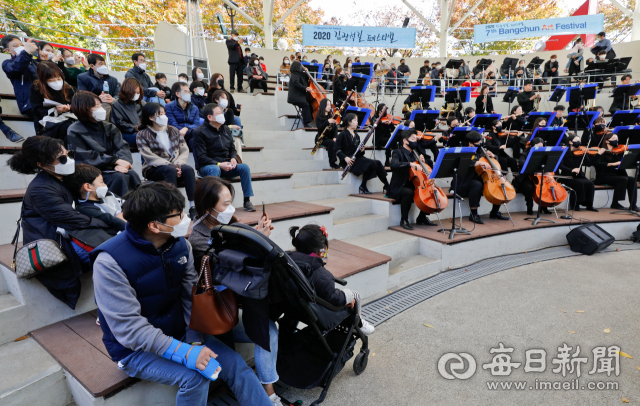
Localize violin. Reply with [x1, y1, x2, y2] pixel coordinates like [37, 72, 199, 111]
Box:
[498, 130, 522, 138]
[611, 145, 629, 154]
[408, 150, 448, 214]
[416, 131, 435, 142]
[530, 172, 568, 207]
[381, 113, 403, 125]
[572, 146, 602, 156]
[475, 146, 516, 205]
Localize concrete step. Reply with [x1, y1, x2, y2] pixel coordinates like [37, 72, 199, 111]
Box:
[244, 131, 297, 142]
[0, 201, 21, 245]
[244, 139, 307, 151]
[0, 98, 21, 115]
[309, 196, 372, 220]
[291, 170, 340, 188]
[260, 159, 326, 174]
[332, 214, 389, 240]
[0, 337, 72, 406]
[387, 255, 442, 288]
[0, 155, 35, 190]
[1, 121, 33, 146]
[262, 149, 317, 162]
[292, 183, 351, 202]
[342, 230, 420, 260]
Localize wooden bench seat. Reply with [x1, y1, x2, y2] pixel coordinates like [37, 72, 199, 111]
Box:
[0, 145, 264, 154]
[349, 191, 454, 204]
[0, 114, 31, 121]
[325, 239, 392, 279]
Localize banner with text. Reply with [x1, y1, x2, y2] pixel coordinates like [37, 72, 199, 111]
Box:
[473, 14, 604, 43]
[302, 25, 416, 48]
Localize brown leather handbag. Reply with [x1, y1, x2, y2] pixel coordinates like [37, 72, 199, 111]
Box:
[189, 253, 239, 335]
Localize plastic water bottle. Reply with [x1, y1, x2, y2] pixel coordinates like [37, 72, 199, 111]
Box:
[102, 81, 109, 94]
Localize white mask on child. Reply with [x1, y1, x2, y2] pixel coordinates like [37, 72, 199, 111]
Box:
[96, 186, 109, 199]
[157, 214, 190, 238]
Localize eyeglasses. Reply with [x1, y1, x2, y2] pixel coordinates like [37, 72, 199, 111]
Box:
[165, 212, 185, 220]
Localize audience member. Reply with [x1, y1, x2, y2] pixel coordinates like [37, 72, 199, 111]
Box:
[29, 61, 76, 140]
[565, 37, 584, 75]
[2, 35, 38, 120]
[191, 67, 207, 86]
[178, 73, 190, 84]
[154, 73, 172, 103]
[92, 181, 272, 406]
[207, 73, 242, 127]
[137, 102, 197, 219]
[125, 53, 166, 104]
[225, 30, 247, 93]
[77, 54, 120, 120]
[189, 80, 207, 112]
[55, 48, 88, 88]
[165, 82, 201, 145]
[279, 56, 291, 85]
[193, 103, 256, 212]
[36, 41, 56, 63]
[398, 58, 411, 87]
[68, 91, 141, 196]
[8, 136, 110, 308]
[247, 56, 268, 94]
[110, 77, 144, 146]
[542, 55, 559, 84]
[591, 31, 616, 60]
[243, 47, 252, 65]
[259, 56, 267, 72]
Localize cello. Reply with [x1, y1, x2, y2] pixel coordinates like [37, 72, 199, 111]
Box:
[531, 172, 568, 207]
[302, 67, 333, 121]
[408, 150, 448, 214]
[475, 146, 516, 205]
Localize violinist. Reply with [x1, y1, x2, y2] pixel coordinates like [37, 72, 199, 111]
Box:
[475, 84, 496, 114]
[315, 98, 340, 169]
[517, 81, 540, 114]
[485, 119, 520, 174]
[374, 104, 396, 167]
[503, 105, 526, 131]
[593, 133, 638, 211]
[406, 119, 442, 161]
[550, 105, 565, 127]
[442, 117, 459, 146]
[336, 113, 390, 194]
[512, 137, 551, 215]
[287, 61, 315, 128]
[557, 134, 604, 211]
[450, 131, 510, 224]
[387, 129, 437, 229]
[332, 67, 347, 107]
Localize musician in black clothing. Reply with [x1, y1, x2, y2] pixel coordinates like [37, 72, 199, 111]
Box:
[405, 119, 441, 162]
[336, 113, 390, 194]
[517, 81, 540, 114]
[315, 98, 340, 169]
[593, 133, 638, 211]
[475, 84, 496, 114]
[550, 105, 566, 127]
[557, 134, 604, 211]
[441, 117, 460, 147]
[418, 60, 430, 80]
[288, 61, 314, 128]
[485, 120, 520, 174]
[511, 137, 551, 215]
[503, 105, 526, 131]
[450, 131, 510, 224]
[609, 74, 633, 114]
[374, 104, 395, 167]
[387, 129, 437, 230]
[332, 67, 348, 107]
[461, 107, 476, 127]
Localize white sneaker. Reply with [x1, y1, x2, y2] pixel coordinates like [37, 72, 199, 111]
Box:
[269, 393, 284, 406]
[96, 317, 100, 326]
[574, 60, 580, 66]
[359, 318, 375, 335]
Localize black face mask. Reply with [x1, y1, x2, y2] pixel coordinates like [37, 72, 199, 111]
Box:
[392, 67, 396, 71]
[217, 79, 224, 88]
[495, 126, 502, 132]
[609, 140, 619, 147]
[572, 141, 581, 148]
[474, 142, 483, 148]
[408, 141, 418, 149]
[595, 124, 605, 131]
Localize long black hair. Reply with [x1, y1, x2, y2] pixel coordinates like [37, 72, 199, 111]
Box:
[290, 60, 304, 74]
[318, 98, 331, 118]
[344, 112, 357, 129]
[140, 102, 165, 130]
[289, 224, 328, 255]
[8, 136, 64, 174]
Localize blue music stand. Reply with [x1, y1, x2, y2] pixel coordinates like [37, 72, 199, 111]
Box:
[351, 62, 373, 77]
[527, 127, 568, 146]
[301, 61, 322, 80]
[409, 86, 436, 104]
[471, 114, 502, 130]
[446, 126, 482, 147]
[548, 86, 567, 105]
[344, 106, 372, 130]
[429, 146, 478, 239]
[520, 146, 568, 225]
[566, 83, 597, 109]
[386, 125, 410, 149]
[609, 110, 640, 127]
[409, 110, 440, 132]
[346, 73, 372, 93]
[523, 111, 555, 131]
[566, 111, 600, 131]
[444, 87, 471, 104]
[612, 126, 640, 146]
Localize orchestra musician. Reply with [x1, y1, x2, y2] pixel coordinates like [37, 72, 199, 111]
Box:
[461, 107, 475, 127]
[332, 67, 348, 107]
[336, 113, 390, 195]
[287, 61, 315, 128]
[387, 129, 438, 229]
[609, 74, 633, 114]
[475, 84, 496, 114]
[450, 131, 510, 224]
[557, 134, 604, 211]
[485, 119, 520, 174]
[517, 81, 540, 114]
[374, 104, 396, 167]
[511, 137, 551, 215]
[503, 105, 526, 131]
[550, 105, 565, 127]
[593, 133, 638, 211]
[315, 98, 341, 169]
[405, 119, 442, 161]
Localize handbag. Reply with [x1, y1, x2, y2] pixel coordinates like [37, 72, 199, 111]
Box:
[11, 208, 68, 279]
[189, 252, 239, 335]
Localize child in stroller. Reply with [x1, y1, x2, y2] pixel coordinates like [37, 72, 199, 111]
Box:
[287, 224, 375, 335]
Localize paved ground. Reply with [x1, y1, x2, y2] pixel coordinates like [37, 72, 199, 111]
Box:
[282, 249, 640, 406]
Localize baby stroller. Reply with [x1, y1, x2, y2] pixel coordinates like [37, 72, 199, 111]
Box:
[208, 223, 370, 405]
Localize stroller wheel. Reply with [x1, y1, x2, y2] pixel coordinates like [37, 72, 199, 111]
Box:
[353, 351, 368, 375]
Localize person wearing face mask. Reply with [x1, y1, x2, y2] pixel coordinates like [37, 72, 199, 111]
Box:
[332, 67, 348, 107]
[77, 54, 120, 121]
[29, 61, 77, 140]
[591, 31, 616, 60]
[279, 56, 291, 87]
[398, 59, 411, 88]
[511, 137, 550, 215]
[288, 61, 315, 128]
[207, 73, 242, 127]
[154, 72, 172, 103]
[225, 30, 247, 93]
[542, 55, 559, 85]
[191, 67, 208, 87]
[315, 98, 340, 169]
[137, 102, 198, 219]
[110, 77, 144, 146]
[52, 48, 89, 88]
[386, 63, 402, 94]
[165, 82, 202, 145]
[247, 56, 268, 94]
[125, 53, 166, 103]
[321, 62, 333, 91]
[557, 135, 603, 212]
[35, 41, 56, 64]
[594, 133, 639, 211]
[68, 91, 141, 197]
[386, 129, 437, 229]
[243, 47, 252, 65]
[193, 103, 256, 212]
[565, 37, 584, 75]
[1, 35, 39, 121]
[64, 163, 127, 239]
[430, 62, 442, 93]
[484, 119, 520, 176]
[609, 74, 633, 114]
[8, 136, 111, 308]
[189, 80, 207, 112]
[551, 105, 566, 127]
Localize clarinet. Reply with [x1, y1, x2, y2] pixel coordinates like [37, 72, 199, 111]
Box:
[311, 92, 353, 155]
[340, 106, 387, 180]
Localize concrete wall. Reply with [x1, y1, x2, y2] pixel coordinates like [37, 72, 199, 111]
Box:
[153, 21, 640, 83]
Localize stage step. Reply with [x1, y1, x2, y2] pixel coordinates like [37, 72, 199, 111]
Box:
[387, 255, 442, 288]
[309, 196, 372, 220]
[0, 337, 72, 406]
[332, 214, 388, 240]
[342, 230, 419, 260]
[293, 183, 351, 202]
[291, 170, 340, 188]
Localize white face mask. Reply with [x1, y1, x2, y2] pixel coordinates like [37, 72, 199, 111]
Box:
[138, 62, 147, 71]
[179, 78, 188, 83]
[155, 114, 168, 127]
[213, 205, 235, 224]
[47, 80, 64, 91]
[215, 113, 226, 124]
[550, 59, 556, 62]
[92, 107, 107, 121]
[43, 51, 55, 59]
[158, 213, 190, 238]
[13, 46, 25, 55]
[65, 57, 75, 65]
[284, 59, 289, 63]
[181, 93, 191, 103]
[51, 157, 75, 175]
[219, 98, 228, 109]
[133, 93, 140, 101]
[96, 65, 109, 75]
[254, 61, 259, 66]
[196, 72, 204, 80]
[96, 185, 109, 199]
[195, 88, 204, 96]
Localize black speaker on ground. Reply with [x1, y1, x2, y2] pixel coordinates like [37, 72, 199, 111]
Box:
[631, 224, 640, 242]
[566, 224, 615, 255]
